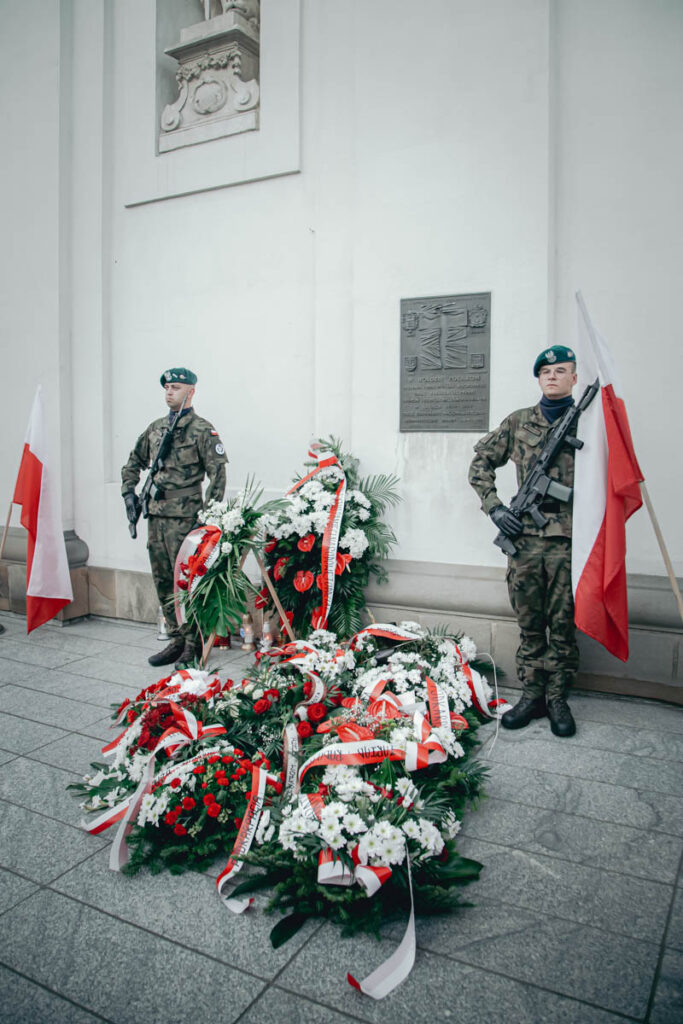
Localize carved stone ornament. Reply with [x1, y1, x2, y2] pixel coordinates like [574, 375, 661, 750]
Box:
[159, 1, 260, 153]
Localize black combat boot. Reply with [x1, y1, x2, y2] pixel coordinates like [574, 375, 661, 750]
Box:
[501, 694, 547, 730]
[174, 640, 199, 670]
[148, 638, 185, 667]
[547, 696, 576, 737]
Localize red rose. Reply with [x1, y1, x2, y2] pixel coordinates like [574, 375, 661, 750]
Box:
[173, 823, 187, 836]
[264, 688, 280, 702]
[201, 782, 208, 789]
[307, 702, 327, 723]
[127, 709, 137, 724]
[182, 797, 196, 810]
[222, 755, 232, 764]
[297, 721, 313, 739]
[253, 698, 271, 715]
[264, 538, 277, 553]
[311, 607, 325, 629]
[273, 557, 289, 581]
[208, 756, 220, 764]
[192, 765, 206, 775]
[217, 777, 230, 787]
[294, 570, 314, 592]
[170, 778, 181, 789]
[203, 794, 215, 806]
[297, 533, 316, 552]
[164, 810, 178, 825]
[335, 552, 353, 575]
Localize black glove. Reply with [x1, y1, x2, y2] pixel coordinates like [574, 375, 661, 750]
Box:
[123, 492, 140, 525]
[490, 504, 522, 539]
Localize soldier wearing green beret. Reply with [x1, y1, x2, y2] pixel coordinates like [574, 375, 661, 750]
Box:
[121, 368, 228, 668]
[468, 345, 579, 737]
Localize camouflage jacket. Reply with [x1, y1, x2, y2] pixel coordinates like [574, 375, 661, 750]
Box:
[468, 403, 575, 538]
[121, 409, 227, 518]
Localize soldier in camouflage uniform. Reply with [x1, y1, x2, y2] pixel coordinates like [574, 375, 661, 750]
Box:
[468, 345, 579, 737]
[121, 367, 228, 668]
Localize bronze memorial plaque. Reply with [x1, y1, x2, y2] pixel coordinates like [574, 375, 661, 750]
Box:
[400, 292, 491, 432]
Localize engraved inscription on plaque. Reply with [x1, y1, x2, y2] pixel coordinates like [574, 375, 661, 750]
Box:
[400, 292, 491, 432]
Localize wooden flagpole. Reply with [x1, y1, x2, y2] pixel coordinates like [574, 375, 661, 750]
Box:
[640, 482, 683, 628]
[0, 502, 13, 562]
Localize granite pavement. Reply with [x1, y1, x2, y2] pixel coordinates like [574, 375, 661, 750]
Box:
[0, 610, 681, 1023]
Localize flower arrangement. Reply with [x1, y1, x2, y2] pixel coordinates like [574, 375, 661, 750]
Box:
[74, 622, 507, 996]
[259, 438, 400, 638]
[175, 477, 285, 646]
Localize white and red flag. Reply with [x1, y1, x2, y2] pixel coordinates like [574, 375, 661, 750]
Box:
[12, 387, 73, 632]
[572, 293, 643, 661]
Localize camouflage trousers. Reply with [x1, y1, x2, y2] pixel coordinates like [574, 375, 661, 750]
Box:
[506, 535, 579, 699]
[147, 515, 197, 644]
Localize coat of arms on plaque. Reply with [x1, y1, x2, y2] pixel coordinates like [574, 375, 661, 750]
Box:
[468, 305, 488, 328]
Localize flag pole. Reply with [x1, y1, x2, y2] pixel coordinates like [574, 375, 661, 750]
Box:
[640, 482, 683, 628]
[0, 502, 13, 561]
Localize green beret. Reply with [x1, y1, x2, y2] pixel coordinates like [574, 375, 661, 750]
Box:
[533, 345, 576, 377]
[160, 367, 197, 386]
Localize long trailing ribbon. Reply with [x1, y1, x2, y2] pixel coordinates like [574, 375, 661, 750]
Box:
[287, 445, 347, 628]
[217, 764, 277, 913]
[173, 524, 222, 625]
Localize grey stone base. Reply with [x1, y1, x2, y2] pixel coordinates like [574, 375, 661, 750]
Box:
[0, 528, 89, 624]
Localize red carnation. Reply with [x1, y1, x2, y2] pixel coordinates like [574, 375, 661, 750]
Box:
[273, 557, 289, 581]
[264, 688, 280, 702]
[127, 709, 137, 724]
[173, 823, 188, 836]
[253, 698, 271, 715]
[264, 538, 277, 553]
[294, 570, 314, 593]
[222, 755, 232, 763]
[192, 765, 206, 775]
[297, 533, 316, 552]
[307, 702, 327, 723]
[335, 552, 353, 575]
[207, 803, 221, 818]
[170, 778, 181, 789]
[297, 721, 313, 739]
[208, 755, 220, 764]
[203, 794, 215, 806]
[181, 796, 195, 810]
[164, 810, 178, 825]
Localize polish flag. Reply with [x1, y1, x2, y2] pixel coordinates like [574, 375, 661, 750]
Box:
[12, 387, 73, 632]
[572, 293, 643, 661]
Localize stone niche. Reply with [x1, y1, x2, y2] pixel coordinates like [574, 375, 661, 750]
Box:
[158, 0, 260, 153]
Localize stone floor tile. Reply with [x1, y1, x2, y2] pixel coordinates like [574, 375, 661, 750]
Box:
[0, 750, 17, 768]
[77, 715, 119, 742]
[650, 948, 683, 1023]
[485, 732, 682, 796]
[65, 657, 158, 688]
[565, 719, 683, 762]
[0, 965, 101, 1024]
[0, 640, 87, 670]
[0, 686, 107, 732]
[483, 762, 683, 836]
[11, 669, 133, 710]
[61, 620, 158, 647]
[276, 923, 632, 1024]
[667, 887, 683, 951]
[570, 693, 683, 735]
[0, 713, 66, 756]
[239, 987, 363, 1024]
[52, 847, 322, 979]
[0, 758, 82, 827]
[0, 868, 37, 915]
[451, 912, 658, 1017]
[0, 660, 42, 685]
[18, 633, 116, 658]
[28, 733, 108, 775]
[0, 801, 106, 883]
[460, 796, 683, 881]
[456, 837, 672, 944]
[0, 889, 264, 1024]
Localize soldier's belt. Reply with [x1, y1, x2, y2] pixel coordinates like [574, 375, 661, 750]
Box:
[153, 486, 202, 501]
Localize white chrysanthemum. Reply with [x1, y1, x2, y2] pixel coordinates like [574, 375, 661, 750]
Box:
[348, 489, 371, 509]
[357, 508, 370, 521]
[441, 810, 462, 840]
[402, 819, 421, 840]
[378, 838, 406, 866]
[339, 528, 369, 559]
[342, 812, 367, 834]
[221, 540, 232, 555]
[310, 510, 330, 534]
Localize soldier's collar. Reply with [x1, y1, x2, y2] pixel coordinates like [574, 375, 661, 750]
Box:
[168, 407, 194, 426]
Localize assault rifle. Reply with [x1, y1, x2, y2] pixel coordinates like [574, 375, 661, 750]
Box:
[493, 378, 599, 556]
[126, 394, 189, 539]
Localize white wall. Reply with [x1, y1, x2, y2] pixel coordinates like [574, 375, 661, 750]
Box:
[2, 0, 681, 582]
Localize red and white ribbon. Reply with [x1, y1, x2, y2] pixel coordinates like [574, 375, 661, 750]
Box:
[217, 765, 277, 912]
[349, 623, 423, 649]
[287, 446, 347, 628]
[282, 722, 301, 797]
[173, 525, 222, 625]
